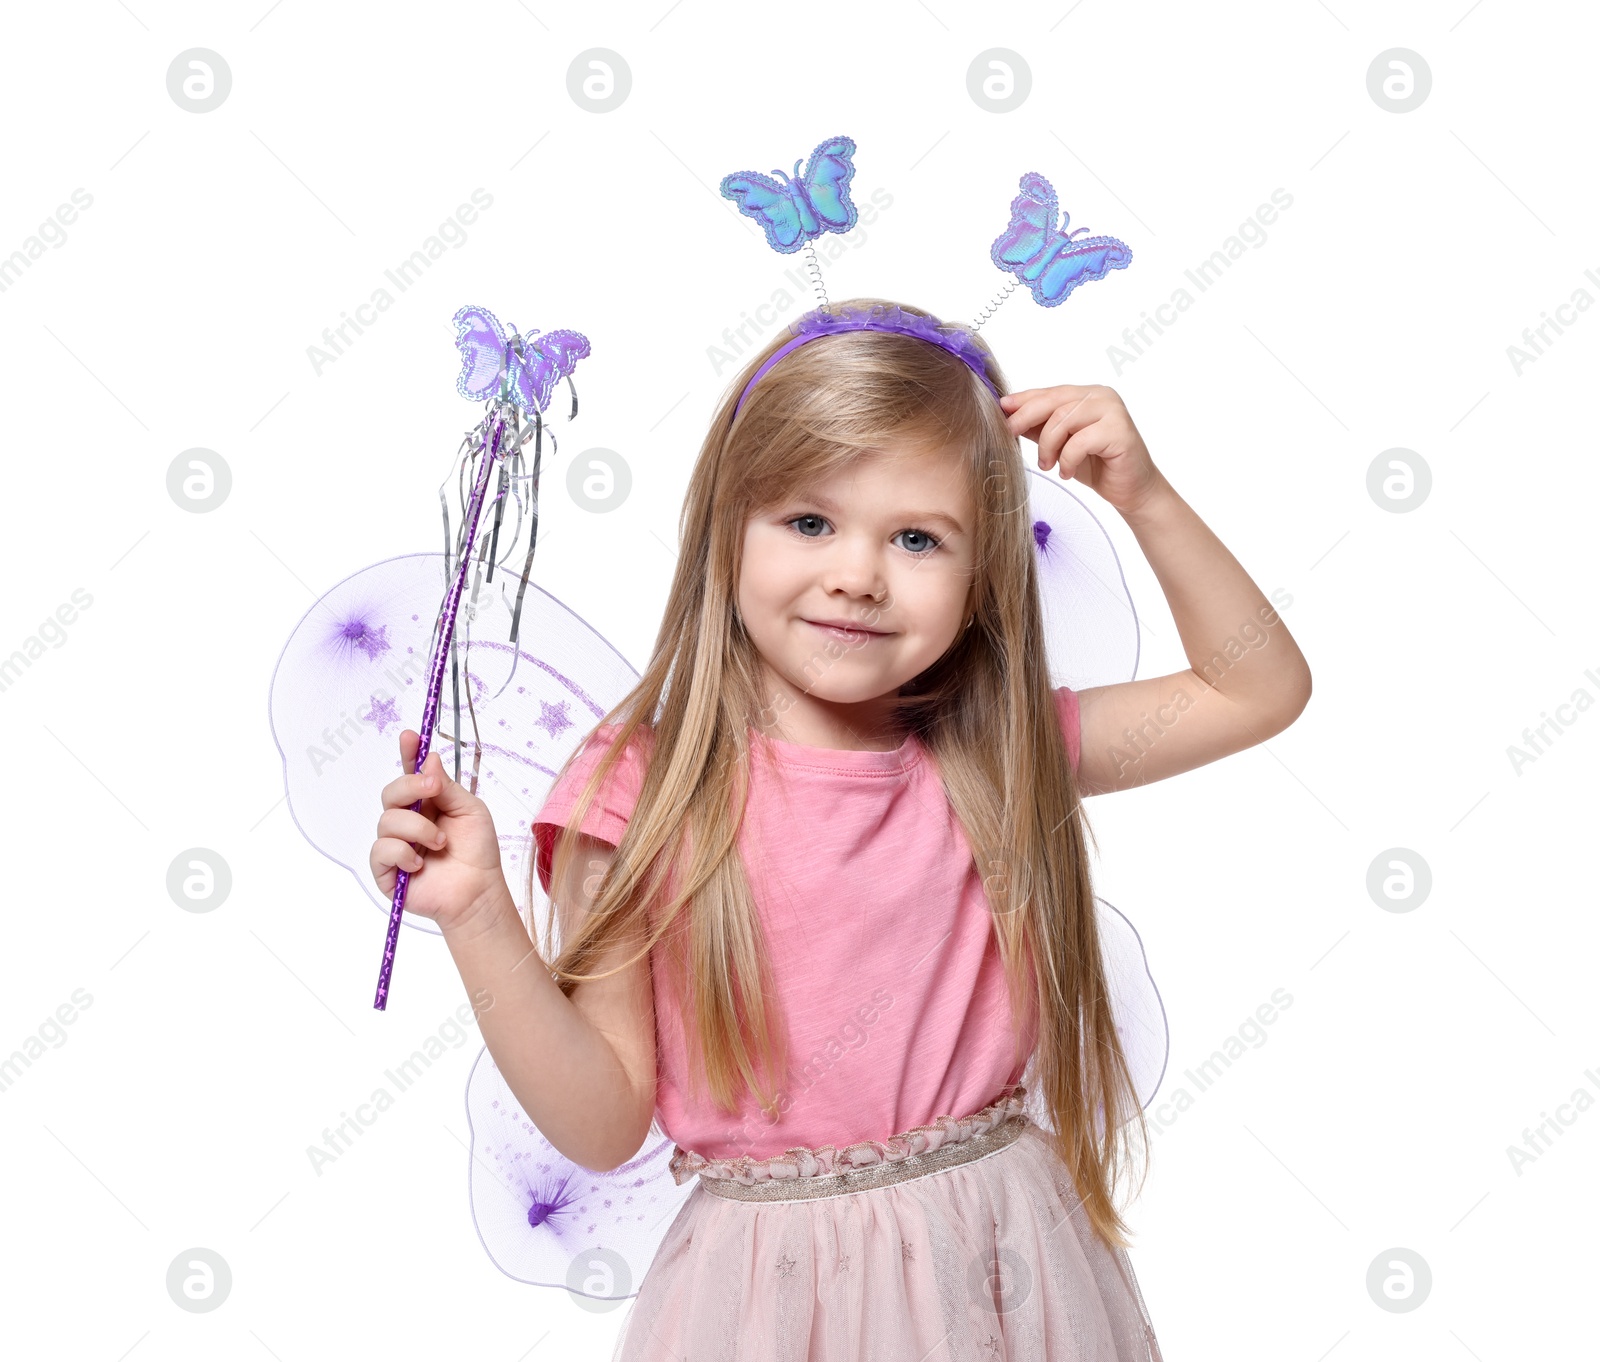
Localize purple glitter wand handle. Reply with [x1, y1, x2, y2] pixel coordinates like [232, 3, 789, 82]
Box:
[372, 410, 508, 1010]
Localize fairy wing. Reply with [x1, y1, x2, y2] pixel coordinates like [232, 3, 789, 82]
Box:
[268, 551, 640, 935]
[798, 134, 859, 232]
[1035, 233, 1133, 306]
[1026, 467, 1141, 691]
[453, 305, 512, 402]
[1015, 895, 1169, 1144]
[1021, 469, 1169, 1131]
[465, 1048, 694, 1297]
[720, 168, 810, 253]
[269, 549, 694, 1299]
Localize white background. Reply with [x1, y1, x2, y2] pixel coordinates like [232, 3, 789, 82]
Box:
[1, 1, 1595, 1357]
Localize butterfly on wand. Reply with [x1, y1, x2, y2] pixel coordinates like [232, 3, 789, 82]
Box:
[453, 304, 591, 415]
[991, 171, 1132, 307]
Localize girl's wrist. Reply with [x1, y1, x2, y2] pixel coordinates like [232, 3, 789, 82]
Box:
[1117, 470, 1178, 528]
[444, 875, 521, 941]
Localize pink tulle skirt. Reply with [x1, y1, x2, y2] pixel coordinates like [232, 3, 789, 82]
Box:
[610, 1090, 1164, 1361]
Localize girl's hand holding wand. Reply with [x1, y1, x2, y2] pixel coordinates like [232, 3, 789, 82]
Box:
[370, 728, 510, 934]
[367, 728, 658, 1172]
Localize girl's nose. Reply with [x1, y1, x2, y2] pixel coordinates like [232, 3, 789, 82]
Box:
[821, 538, 887, 600]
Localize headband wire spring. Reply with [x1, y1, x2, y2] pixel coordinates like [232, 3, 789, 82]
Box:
[802, 239, 830, 309]
[971, 278, 1021, 333]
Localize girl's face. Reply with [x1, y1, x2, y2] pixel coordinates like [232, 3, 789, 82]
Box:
[737, 441, 977, 748]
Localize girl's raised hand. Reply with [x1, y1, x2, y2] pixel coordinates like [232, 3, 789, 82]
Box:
[1000, 384, 1165, 516]
[369, 728, 510, 933]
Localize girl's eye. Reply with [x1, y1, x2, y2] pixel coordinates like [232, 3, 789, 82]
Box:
[894, 529, 940, 555]
[784, 516, 940, 554]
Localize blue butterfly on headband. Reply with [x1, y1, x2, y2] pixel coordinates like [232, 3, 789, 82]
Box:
[991, 173, 1132, 307]
[452, 304, 591, 414]
[720, 135, 859, 254]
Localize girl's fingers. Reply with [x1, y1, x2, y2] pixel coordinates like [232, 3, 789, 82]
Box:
[1000, 388, 1043, 413]
[1003, 395, 1055, 438]
[1002, 384, 1097, 410]
[376, 806, 445, 850]
[1036, 410, 1062, 466]
[371, 835, 426, 877]
[379, 765, 439, 812]
[1055, 425, 1103, 481]
[1005, 390, 1102, 446]
[1038, 406, 1086, 468]
[1048, 390, 1101, 437]
[399, 728, 421, 777]
[416, 752, 481, 816]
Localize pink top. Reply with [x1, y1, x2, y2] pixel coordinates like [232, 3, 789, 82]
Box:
[532, 687, 1082, 1162]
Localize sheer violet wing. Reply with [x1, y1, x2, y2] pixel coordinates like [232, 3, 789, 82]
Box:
[465, 1048, 694, 1297]
[1019, 469, 1169, 1129]
[269, 552, 695, 1297]
[268, 551, 639, 936]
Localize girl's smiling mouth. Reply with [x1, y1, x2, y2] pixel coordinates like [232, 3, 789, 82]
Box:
[802, 618, 892, 641]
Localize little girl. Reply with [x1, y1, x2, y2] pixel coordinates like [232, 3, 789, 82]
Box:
[370, 296, 1312, 1359]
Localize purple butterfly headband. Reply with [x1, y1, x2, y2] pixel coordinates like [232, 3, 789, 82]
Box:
[372, 305, 590, 1010]
[720, 134, 1132, 416]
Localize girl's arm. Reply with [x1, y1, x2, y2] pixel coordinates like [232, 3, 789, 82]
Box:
[1075, 472, 1312, 793]
[1001, 384, 1314, 794]
[440, 836, 658, 1173]
[372, 736, 656, 1172]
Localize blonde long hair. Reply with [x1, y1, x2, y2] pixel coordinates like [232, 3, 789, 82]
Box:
[537, 296, 1149, 1247]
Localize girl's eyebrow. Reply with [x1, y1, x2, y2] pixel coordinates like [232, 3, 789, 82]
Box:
[792, 490, 967, 536]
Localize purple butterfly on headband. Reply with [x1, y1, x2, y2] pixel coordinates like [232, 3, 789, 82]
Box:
[991, 172, 1132, 307]
[720, 135, 859, 254]
[453, 304, 591, 414]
